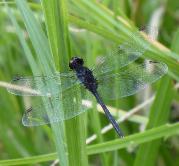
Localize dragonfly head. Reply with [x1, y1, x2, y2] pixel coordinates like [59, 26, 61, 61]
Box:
[69, 57, 84, 70]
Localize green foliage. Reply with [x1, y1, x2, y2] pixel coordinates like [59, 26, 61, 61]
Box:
[0, 0, 179, 166]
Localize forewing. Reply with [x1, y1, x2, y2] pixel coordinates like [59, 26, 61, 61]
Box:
[97, 61, 168, 100]
[22, 84, 92, 126]
[7, 72, 78, 96]
[93, 29, 152, 77]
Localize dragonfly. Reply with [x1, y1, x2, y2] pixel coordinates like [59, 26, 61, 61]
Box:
[7, 29, 168, 138]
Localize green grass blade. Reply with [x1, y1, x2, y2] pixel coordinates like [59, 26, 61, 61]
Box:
[133, 26, 179, 166]
[15, 0, 55, 75]
[41, 0, 71, 71]
[0, 153, 57, 166]
[0, 122, 179, 166]
[68, 1, 179, 80]
[7, 0, 68, 165]
[4, 2, 38, 74]
[134, 76, 173, 166]
[87, 123, 179, 155]
[41, 0, 88, 165]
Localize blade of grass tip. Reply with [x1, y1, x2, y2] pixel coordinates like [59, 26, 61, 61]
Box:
[13, 0, 68, 165]
[41, 0, 88, 166]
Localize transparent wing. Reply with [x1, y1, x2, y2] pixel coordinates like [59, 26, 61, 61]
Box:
[93, 29, 153, 76]
[7, 72, 78, 96]
[97, 61, 168, 100]
[22, 84, 92, 126]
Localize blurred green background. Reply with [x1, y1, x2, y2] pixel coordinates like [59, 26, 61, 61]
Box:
[0, 0, 179, 166]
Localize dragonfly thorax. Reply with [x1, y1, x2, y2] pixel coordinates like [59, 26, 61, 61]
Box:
[69, 57, 98, 93]
[76, 66, 98, 93]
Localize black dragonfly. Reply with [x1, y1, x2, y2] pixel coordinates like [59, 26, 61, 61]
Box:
[7, 30, 168, 138]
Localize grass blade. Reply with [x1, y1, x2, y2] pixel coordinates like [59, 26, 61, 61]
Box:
[134, 76, 173, 166]
[0, 122, 179, 165]
[6, 0, 68, 165]
[134, 25, 179, 166]
[41, 0, 88, 165]
[87, 123, 179, 155]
